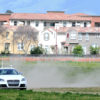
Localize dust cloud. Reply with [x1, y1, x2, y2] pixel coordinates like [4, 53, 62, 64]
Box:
[26, 62, 100, 89]
[2, 56, 100, 89]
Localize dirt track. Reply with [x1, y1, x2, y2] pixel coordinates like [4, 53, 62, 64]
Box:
[33, 87, 100, 94]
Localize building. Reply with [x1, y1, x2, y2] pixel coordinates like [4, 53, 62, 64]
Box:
[0, 11, 100, 54]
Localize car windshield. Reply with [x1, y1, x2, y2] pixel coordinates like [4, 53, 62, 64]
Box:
[0, 69, 19, 75]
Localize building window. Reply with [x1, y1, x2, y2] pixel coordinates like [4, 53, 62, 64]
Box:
[35, 21, 39, 27]
[27, 21, 30, 25]
[95, 23, 100, 27]
[63, 22, 66, 27]
[17, 43, 24, 50]
[14, 21, 17, 26]
[5, 43, 10, 51]
[96, 33, 100, 38]
[92, 43, 98, 48]
[6, 32, 9, 39]
[44, 22, 47, 26]
[84, 22, 87, 27]
[44, 33, 49, 41]
[78, 33, 82, 40]
[86, 33, 89, 40]
[0, 22, 4, 25]
[70, 33, 76, 39]
[50, 22, 55, 26]
[72, 22, 75, 27]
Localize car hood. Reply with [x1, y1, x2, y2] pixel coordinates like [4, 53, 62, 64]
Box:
[0, 75, 24, 81]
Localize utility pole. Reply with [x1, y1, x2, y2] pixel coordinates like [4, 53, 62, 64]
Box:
[55, 26, 58, 56]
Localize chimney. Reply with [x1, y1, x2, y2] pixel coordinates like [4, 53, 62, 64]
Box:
[47, 11, 65, 14]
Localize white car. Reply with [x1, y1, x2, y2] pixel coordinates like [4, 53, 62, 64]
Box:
[0, 68, 27, 89]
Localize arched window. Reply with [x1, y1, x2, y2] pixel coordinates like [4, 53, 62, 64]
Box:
[44, 33, 49, 41]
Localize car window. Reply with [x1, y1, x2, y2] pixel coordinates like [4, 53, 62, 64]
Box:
[0, 69, 19, 75]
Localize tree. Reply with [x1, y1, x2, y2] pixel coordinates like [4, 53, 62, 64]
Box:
[5, 10, 13, 14]
[0, 24, 7, 36]
[90, 46, 99, 55]
[73, 45, 83, 56]
[0, 25, 7, 54]
[0, 25, 7, 38]
[14, 26, 38, 54]
[30, 46, 44, 55]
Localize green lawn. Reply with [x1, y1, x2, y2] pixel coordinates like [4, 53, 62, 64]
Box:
[0, 89, 100, 100]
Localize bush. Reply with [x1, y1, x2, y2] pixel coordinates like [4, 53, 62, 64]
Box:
[73, 45, 83, 56]
[30, 46, 44, 55]
[90, 46, 99, 55]
[1, 50, 10, 55]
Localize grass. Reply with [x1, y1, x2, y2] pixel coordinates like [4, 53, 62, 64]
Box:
[67, 61, 100, 67]
[0, 89, 100, 100]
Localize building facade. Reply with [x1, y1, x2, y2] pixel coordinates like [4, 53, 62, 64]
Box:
[0, 11, 100, 54]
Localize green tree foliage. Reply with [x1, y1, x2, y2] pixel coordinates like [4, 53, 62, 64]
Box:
[30, 46, 44, 55]
[73, 45, 83, 56]
[5, 10, 13, 14]
[90, 46, 99, 55]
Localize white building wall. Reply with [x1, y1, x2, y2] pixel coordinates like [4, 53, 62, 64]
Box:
[30, 21, 44, 31]
[10, 20, 14, 26]
[38, 29, 66, 54]
[57, 34, 66, 54]
[67, 22, 72, 27]
[87, 22, 91, 27]
[38, 21, 44, 31]
[80, 22, 84, 27]
[39, 30, 57, 54]
[30, 21, 35, 27]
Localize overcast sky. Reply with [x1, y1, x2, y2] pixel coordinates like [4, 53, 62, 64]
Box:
[0, 0, 100, 15]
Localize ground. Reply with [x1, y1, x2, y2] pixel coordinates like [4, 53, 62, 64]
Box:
[0, 56, 100, 99]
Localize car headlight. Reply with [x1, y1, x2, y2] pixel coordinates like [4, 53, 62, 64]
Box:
[21, 78, 26, 81]
[0, 78, 4, 81]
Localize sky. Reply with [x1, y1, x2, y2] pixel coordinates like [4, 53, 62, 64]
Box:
[0, 0, 100, 15]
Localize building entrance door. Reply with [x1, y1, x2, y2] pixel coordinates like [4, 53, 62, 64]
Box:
[82, 46, 86, 55]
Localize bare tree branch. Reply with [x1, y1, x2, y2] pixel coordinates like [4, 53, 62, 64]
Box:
[14, 25, 38, 54]
[0, 25, 7, 37]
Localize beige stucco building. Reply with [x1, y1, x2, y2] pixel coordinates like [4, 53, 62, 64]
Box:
[0, 11, 100, 54]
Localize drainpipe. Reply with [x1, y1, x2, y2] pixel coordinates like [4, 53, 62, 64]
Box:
[13, 32, 14, 54]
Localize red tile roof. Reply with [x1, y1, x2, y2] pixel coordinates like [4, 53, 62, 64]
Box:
[1, 12, 100, 27]
[10, 13, 92, 21]
[71, 13, 89, 16]
[57, 27, 100, 33]
[0, 14, 11, 22]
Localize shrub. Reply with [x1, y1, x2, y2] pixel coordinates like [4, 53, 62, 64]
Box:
[90, 46, 99, 55]
[73, 45, 83, 56]
[30, 46, 44, 55]
[1, 50, 10, 55]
